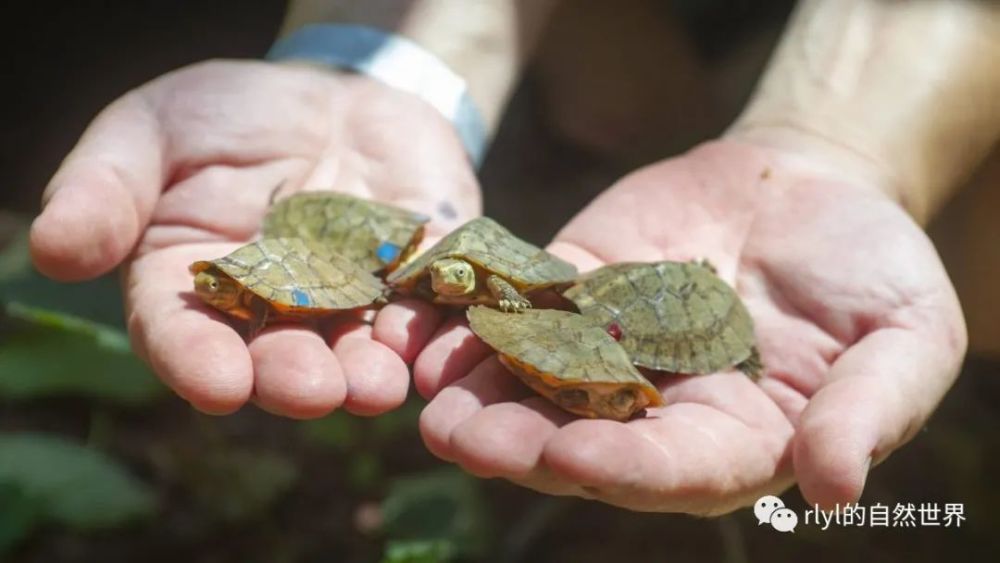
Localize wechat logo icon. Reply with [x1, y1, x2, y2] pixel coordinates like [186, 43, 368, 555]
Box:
[754, 495, 798, 532]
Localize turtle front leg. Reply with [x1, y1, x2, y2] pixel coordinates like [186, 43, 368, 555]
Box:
[737, 347, 764, 381]
[691, 257, 718, 274]
[486, 275, 532, 312]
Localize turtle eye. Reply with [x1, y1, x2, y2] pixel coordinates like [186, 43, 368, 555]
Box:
[209, 280, 220, 291]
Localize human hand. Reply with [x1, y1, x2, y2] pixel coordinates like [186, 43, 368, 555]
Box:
[30, 60, 480, 418]
[413, 139, 966, 514]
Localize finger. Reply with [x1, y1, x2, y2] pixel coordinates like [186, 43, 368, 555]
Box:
[422, 243, 600, 476]
[544, 411, 787, 514]
[745, 308, 828, 425]
[794, 326, 963, 509]
[510, 468, 595, 499]
[327, 320, 410, 416]
[418, 356, 531, 461]
[31, 93, 163, 281]
[412, 316, 493, 399]
[125, 244, 253, 414]
[656, 372, 793, 432]
[147, 158, 309, 248]
[545, 241, 605, 272]
[448, 397, 572, 479]
[371, 299, 445, 364]
[737, 284, 842, 424]
[543, 374, 794, 515]
[250, 326, 346, 419]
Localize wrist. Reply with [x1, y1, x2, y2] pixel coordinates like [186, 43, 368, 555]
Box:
[725, 120, 908, 216]
[278, 0, 558, 135]
[728, 0, 1000, 226]
[268, 24, 488, 165]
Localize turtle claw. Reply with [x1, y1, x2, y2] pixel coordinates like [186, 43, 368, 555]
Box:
[691, 257, 717, 274]
[498, 296, 532, 313]
[737, 347, 764, 380]
[488, 275, 532, 313]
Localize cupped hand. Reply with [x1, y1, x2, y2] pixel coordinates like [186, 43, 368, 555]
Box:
[413, 139, 966, 514]
[30, 60, 480, 418]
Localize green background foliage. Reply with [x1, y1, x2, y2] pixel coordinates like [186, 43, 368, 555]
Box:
[0, 221, 487, 562]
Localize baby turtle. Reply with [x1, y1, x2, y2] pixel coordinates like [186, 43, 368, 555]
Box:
[563, 261, 762, 378]
[387, 217, 577, 312]
[262, 192, 429, 274]
[467, 306, 665, 421]
[189, 237, 386, 335]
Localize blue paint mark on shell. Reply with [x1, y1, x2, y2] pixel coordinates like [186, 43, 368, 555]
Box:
[292, 289, 311, 307]
[376, 242, 401, 264]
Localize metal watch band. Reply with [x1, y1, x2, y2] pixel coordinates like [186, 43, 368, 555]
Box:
[267, 23, 488, 167]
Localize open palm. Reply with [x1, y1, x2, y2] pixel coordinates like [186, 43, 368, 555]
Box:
[30, 60, 480, 418]
[413, 140, 966, 514]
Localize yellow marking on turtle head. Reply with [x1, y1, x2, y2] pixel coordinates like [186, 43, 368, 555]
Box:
[429, 258, 476, 296]
[193, 270, 242, 312]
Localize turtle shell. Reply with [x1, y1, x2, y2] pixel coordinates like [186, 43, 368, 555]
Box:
[467, 306, 664, 421]
[189, 237, 385, 318]
[262, 192, 429, 274]
[387, 217, 577, 295]
[563, 261, 759, 376]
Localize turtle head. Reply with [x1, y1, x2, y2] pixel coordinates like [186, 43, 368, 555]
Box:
[554, 386, 643, 421]
[429, 258, 476, 296]
[193, 270, 241, 311]
[594, 387, 642, 421]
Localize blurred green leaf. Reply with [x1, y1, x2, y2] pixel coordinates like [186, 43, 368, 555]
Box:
[0, 433, 155, 531]
[0, 482, 43, 554]
[300, 411, 361, 450]
[0, 303, 164, 404]
[0, 225, 30, 282]
[348, 451, 383, 492]
[0, 226, 126, 328]
[371, 399, 423, 443]
[0, 225, 161, 404]
[167, 448, 299, 523]
[382, 539, 455, 563]
[382, 468, 491, 561]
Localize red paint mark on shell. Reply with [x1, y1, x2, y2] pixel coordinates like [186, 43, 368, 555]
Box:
[606, 322, 623, 341]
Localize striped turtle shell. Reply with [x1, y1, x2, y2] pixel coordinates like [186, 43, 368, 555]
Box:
[189, 237, 385, 320]
[467, 306, 664, 421]
[262, 192, 429, 274]
[387, 217, 577, 299]
[563, 261, 761, 378]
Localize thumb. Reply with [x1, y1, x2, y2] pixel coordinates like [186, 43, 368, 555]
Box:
[793, 323, 965, 508]
[30, 92, 163, 281]
[545, 241, 605, 272]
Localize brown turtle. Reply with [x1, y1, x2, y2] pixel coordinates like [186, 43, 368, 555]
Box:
[189, 237, 386, 335]
[262, 192, 429, 274]
[467, 306, 665, 421]
[386, 217, 577, 312]
[563, 260, 762, 378]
